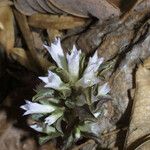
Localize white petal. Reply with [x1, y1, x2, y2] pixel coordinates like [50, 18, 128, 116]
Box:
[39, 70, 65, 91]
[85, 52, 104, 74]
[20, 100, 55, 115]
[66, 45, 81, 79]
[30, 124, 43, 132]
[45, 111, 63, 126]
[77, 51, 104, 88]
[77, 76, 100, 88]
[38, 77, 49, 84]
[30, 124, 56, 134]
[98, 83, 110, 96]
[44, 38, 67, 69]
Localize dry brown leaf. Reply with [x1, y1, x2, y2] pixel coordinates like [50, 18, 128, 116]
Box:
[71, 140, 96, 150]
[14, 10, 51, 72]
[76, 0, 149, 56]
[125, 59, 150, 149]
[14, 0, 37, 16]
[135, 138, 150, 150]
[26, 0, 46, 13]
[39, 142, 57, 150]
[0, 110, 37, 150]
[37, 0, 56, 13]
[10, 47, 51, 72]
[46, 0, 65, 14]
[28, 13, 88, 30]
[47, 28, 62, 42]
[0, 6, 14, 52]
[49, 0, 120, 19]
[0, 0, 13, 6]
[9, 47, 38, 72]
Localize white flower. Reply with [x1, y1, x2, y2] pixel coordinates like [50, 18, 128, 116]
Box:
[20, 100, 56, 115]
[39, 70, 67, 91]
[44, 38, 67, 69]
[98, 83, 110, 96]
[66, 45, 81, 80]
[45, 111, 63, 126]
[30, 124, 56, 133]
[30, 124, 43, 132]
[77, 51, 104, 88]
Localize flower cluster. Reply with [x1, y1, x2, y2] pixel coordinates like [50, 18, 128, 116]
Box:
[20, 38, 110, 148]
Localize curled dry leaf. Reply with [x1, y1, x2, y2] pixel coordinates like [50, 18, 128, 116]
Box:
[14, 0, 37, 16]
[71, 140, 97, 150]
[47, 28, 62, 42]
[110, 23, 150, 118]
[28, 13, 88, 30]
[77, 0, 149, 57]
[26, 0, 46, 13]
[46, 0, 65, 14]
[0, 5, 14, 53]
[14, 10, 52, 72]
[39, 142, 57, 150]
[0, 110, 37, 150]
[49, 0, 120, 19]
[125, 58, 150, 149]
[0, 0, 13, 6]
[10, 47, 33, 70]
[10, 47, 51, 73]
[37, 0, 56, 13]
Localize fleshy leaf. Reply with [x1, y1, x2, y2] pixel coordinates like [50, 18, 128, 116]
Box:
[30, 124, 56, 134]
[32, 89, 54, 102]
[45, 110, 64, 126]
[74, 127, 81, 139]
[39, 132, 61, 145]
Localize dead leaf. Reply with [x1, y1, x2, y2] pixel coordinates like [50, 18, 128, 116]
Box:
[37, 0, 57, 13]
[125, 59, 150, 149]
[0, 0, 13, 6]
[26, 0, 46, 13]
[28, 13, 88, 30]
[49, 0, 120, 19]
[71, 140, 96, 150]
[0, 6, 14, 52]
[46, 0, 65, 14]
[10, 47, 51, 73]
[0, 110, 37, 150]
[14, 0, 37, 16]
[39, 142, 57, 150]
[47, 28, 62, 42]
[14, 10, 50, 72]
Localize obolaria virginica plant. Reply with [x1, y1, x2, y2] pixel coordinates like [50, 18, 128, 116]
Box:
[20, 38, 111, 149]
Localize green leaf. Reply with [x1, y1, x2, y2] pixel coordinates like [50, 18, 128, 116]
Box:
[63, 134, 74, 150]
[32, 89, 55, 102]
[31, 114, 44, 121]
[55, 117, 63, 134]
[39, 131, 61, 145]
[79, 52, 86, 77]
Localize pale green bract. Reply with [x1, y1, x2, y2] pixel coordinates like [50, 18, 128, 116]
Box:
[20, 38, 111, 149]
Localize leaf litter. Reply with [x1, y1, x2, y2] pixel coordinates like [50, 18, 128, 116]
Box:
[0, 0, 150, 149]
